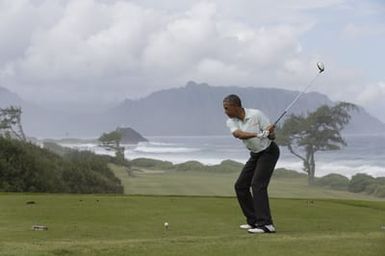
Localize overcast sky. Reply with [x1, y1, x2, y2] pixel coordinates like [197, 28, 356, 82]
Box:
[1, 0, 385, 121]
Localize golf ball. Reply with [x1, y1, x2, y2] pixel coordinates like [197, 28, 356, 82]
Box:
[164, 222, 169, 227]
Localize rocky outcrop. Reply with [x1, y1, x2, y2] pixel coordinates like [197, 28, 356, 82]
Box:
[116, 127, 148, 144]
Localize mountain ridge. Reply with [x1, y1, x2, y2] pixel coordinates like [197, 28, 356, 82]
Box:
[1, 83, 384, 137]
[108, 81, 384, 136]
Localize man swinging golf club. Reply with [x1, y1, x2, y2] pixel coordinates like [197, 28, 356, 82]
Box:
[223, 63, 325, 233]
[223, 94, 279, 233]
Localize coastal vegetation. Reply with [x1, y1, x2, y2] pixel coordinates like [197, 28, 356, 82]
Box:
[0, 137, 123, 194]
[1, 136, 384, 198]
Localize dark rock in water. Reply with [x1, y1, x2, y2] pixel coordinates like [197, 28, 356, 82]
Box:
[116, 127, 148, 144]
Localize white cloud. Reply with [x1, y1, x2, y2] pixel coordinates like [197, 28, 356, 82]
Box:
[193, 58, 249, 85]
[0, 0, 62, 63]
[0, 0, 383, 123]
[343, 23, 385, 39]
[356, 81, 385, 105]
[1, 0, 314, 101]
[354, 81, 385, 123]
[142, 2, 218, 73]
[18, 1, 151, 80]
[278, 0, 345, 10]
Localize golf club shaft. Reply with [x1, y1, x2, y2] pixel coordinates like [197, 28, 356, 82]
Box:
[273, 72, 322, 126]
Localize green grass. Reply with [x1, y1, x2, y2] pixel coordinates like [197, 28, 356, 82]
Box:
[1, 165, 383, 255]
[112, 164, 383, 200]
[0, 193, 384, 256]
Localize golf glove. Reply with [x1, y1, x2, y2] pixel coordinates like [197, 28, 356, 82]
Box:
[257, 130, 270, 138]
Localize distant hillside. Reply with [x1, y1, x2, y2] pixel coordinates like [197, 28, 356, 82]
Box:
[1, 83, 384, 137]
[0, 86, 107, 138]
[107, 81, 385, 135]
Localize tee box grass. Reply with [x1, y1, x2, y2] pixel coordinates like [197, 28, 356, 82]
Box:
[0, 193, 384, 256]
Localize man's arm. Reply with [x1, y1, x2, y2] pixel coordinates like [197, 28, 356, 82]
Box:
[232, 125, 275, 140]
[232, 129, 257, 139]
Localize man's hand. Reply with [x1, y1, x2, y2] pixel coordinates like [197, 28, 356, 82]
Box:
[266, 124, 276, 140]
[266, 124, 275, 133]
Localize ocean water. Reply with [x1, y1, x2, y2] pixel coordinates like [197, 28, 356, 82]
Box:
[62, 134, 385, 178]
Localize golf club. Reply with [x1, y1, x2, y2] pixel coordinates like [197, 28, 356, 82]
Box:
[273, 62, 325, 126]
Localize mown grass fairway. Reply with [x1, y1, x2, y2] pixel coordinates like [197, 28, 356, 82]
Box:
[112, 165, 382, 200]
[0, 193, 384, 256]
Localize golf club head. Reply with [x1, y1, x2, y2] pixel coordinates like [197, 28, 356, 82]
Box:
[317, 62, 325, 73]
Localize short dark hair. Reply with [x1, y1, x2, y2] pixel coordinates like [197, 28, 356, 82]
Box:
[223, 94, 242, 107]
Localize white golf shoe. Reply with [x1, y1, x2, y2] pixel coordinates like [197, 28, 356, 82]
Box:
[248, 224, 276, 234]
[239, 224, 254, 229]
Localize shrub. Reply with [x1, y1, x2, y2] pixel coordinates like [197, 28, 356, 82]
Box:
[364, 183, 379, 195]
[63, 151, 123, 193]
[0, 137, 67, 192]
[175, 161, 205, 171]
[348, 173, 376, 193]
[314, 173, 349, 190]
[374, 185, 385, 198]
[131, 158, 173, 169]
[206, 160, 243, 173]
[43, 141, 73, 156]
[219, 159, 243, 169]
[272, 168, 306, 179]
[0, 137, 123, 193]
[362, 177, 385, 197]
[376, 177, 385, 185]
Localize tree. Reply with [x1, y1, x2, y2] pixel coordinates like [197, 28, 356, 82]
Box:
[0, 106, 26, 141]
[98, 130, 125, 164]
[276, 102, 357, 184]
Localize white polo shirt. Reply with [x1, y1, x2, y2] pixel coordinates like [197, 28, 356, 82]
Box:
[226, 108, 272, 153]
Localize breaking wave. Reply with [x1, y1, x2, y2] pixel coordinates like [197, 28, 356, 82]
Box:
[132, 142, 200, 154]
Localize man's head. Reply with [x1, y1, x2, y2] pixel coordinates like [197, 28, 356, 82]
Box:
[223, 94, 243, 119]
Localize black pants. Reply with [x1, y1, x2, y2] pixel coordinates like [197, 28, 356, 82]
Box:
[234, 142, 280, 227]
